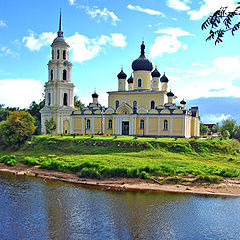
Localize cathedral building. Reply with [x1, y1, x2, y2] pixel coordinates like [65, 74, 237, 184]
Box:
[41, 14, 200, 138]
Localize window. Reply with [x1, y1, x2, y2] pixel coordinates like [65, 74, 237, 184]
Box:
[140, 119, 144, 130]
[151, 100, 155, 109]
[138, 79, 142, 87]
[133, 101, 137, 109]
[48, 93, 51, 106]
[86, 119, 91, 129]
[52, 50, 54, 59]
[63, 93, 68, 106]
[50, 70, 53, 81]
[57, 49, 60, 59]
[63, 70, 67, 80]
[63, 50, 66, 60]
[108, 119, 112, 129]
[115, 100, 119, 109]
[163, 120, 168, 130]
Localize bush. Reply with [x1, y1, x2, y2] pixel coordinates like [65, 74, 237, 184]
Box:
[79, 167, 101, 179]
[22, 157, 39, 166]
[138, 171, 149, 179]
[194, 175, 223, 184]
[0, 155, 17, 166]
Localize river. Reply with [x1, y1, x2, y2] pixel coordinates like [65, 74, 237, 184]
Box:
[0, 172, 240, 240]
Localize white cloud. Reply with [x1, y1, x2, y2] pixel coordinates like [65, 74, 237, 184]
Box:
[188, 0, 237, 20]
[150, 28, 193, 58]
[0, 46, 19, 57]
[66, 33, 127, 62]
[201, 113, 231, 123]
[69, 0, 75, 5]
[127, 4, 165, 16]
[0, 20, 7, 27]
[22, 30, 56, 51]
[213, 56, 240, 74]
[80, 6, 119, 25]
[0, 79, 44, 108]
[167, 0, 190, 11]
[155, 27, 193, 37]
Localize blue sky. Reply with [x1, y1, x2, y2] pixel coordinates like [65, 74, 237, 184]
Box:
[0, 0, 240, 123]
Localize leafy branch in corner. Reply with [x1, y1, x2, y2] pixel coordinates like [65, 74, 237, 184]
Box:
[202, 3, 240, 44]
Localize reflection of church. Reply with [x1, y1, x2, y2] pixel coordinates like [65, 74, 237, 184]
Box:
[41, 14, 200, 138]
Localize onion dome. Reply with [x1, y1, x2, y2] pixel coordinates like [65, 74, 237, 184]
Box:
[127, 75, 133, 84]
[151, 67, 161, 78]
[132, 41, 154, 71]
[180, 99, 186, 105]
[167, 91, 174, 97]
[117, 68, 127, 79]
[160, 73, 169, 82]
[92, 91, 98, 98]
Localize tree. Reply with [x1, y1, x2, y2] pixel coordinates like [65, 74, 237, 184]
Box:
[0, 110, 35, 147]
[28, 99, 45, 134]
[45, 118, 57, 135]
[220, 119, 238, 138]
[74, 96, 84, 109]
[202, 4, 240, 44]
[222, 130, 230, 139]
[200, 123, 209, 136]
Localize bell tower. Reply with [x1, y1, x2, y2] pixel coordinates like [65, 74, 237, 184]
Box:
[40, 11, 76, 134]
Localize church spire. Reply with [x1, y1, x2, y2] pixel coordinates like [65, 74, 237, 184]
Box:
[57, 9, 63, 37]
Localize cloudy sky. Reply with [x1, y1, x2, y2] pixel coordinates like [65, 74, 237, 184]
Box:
[0, 0, 240, 123]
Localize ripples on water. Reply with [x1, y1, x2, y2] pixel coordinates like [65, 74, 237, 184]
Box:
[0, 172, 240, 240]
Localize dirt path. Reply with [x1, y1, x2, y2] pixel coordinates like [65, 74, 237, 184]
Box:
[0, 163, 240, 197]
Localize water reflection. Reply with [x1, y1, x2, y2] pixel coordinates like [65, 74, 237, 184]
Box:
[0, 172, 240, 240]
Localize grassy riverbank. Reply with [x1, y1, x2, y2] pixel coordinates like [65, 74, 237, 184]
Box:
[1, 135, 240, 183]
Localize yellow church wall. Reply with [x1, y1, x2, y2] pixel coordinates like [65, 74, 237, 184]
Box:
[104, 116, 113, 134]
[136, 117, 145, 135]
[108, 92, 165, 110]
[160, 117, 170, 136]
[191, 119, 195, 137]
[94, 117, 101, 134]
[133, 71, 151, 90]
[73, 117, 82, 134]
[148, 118, 158, 135]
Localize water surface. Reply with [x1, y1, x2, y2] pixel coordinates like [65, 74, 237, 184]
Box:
[0, 172, 239, 240]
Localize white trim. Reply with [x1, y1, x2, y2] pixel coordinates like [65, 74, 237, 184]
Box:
[81, 117, 84, 134]
[158, 117, 161, 135]
[146, 117, 149, 135]
[92, 117, 94, 134]
[170, 118, 173, 135]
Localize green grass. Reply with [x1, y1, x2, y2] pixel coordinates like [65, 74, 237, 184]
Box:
[1, 135, 240, 183]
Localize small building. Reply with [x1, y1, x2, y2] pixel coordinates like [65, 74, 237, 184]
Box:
[41, 13, 200, 138]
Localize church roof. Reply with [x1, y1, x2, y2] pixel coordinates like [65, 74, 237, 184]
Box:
[127, 75, 133, 83]
[151, 67, 161, 78]
[160, 73, 169, 82]
[132, 42, 153, 72]
[117, 68, 127, 79]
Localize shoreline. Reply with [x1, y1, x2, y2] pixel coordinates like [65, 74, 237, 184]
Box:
[0, 163, 240, 197]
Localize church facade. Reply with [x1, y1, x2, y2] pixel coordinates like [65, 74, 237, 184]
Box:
[41, 14, 200, 138]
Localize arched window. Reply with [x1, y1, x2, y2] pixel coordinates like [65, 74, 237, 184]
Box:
[63, 93, 68, 106]
[133, 101, 137, 109]
[108, 119, 112, 129]
[57, 49, 60, 59]
[140, 119, 144, 130]
[138, 79, 142, 87]
[151, 100, 155, 109]
[63, 50, 66, 60]
[115, 100, 119, 109]
[52, 50, 54, 59]
[50, 70, 53, 81]
[163, 120, 168, 130]
[63, 70, 67, 80]
[86, 119, 91, 129]
[48, 93, 51, 106]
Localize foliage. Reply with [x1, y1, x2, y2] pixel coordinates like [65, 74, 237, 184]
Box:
[28, 100, 45, 135]
[202, 4, 240, 44]
[0, 111, 35, 147]
[0, 155, 17, 166]
[22, 157, 39, 166]
[222, 130, 230, 139]
[45, 118, 57, 135]
[200, 123, 209, 136]
[74, 96, 84, 109]
[194, 174, 223, 184]
[221, 119, 237, 138]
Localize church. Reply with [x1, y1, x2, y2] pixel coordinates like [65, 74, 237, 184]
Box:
[40, 14, 200, 138]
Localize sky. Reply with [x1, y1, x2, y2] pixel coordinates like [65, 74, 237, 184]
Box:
[0, 0, 240, 124]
